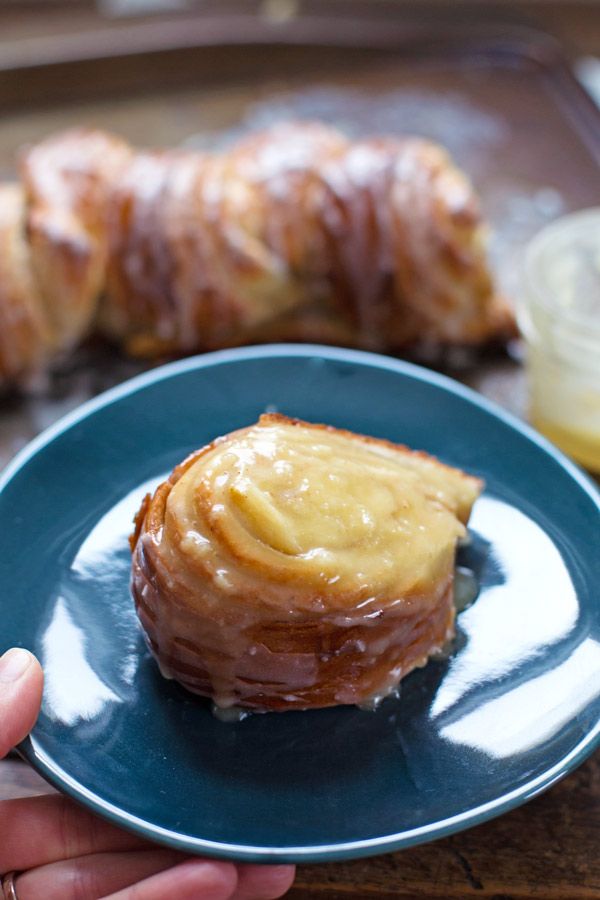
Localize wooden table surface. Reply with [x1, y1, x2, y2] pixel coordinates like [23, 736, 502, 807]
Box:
[1, 3, 599, 898]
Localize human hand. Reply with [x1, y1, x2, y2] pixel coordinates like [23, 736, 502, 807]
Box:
[0, 649, 295, 899]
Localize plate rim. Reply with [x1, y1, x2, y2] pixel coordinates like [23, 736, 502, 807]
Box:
[2, 343, 598, 501]
[3, 343, 600, 863]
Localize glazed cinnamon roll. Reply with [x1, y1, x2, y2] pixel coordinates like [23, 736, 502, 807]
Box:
[130, 415, 483, 712]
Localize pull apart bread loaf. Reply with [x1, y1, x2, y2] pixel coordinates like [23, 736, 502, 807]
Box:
[0, 123, 512, 387]
[130, 415, 483, 712]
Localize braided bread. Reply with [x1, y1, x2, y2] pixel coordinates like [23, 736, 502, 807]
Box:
[0, 122, 512, 387]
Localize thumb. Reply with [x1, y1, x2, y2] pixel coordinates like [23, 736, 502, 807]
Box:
[0, 649, 44, 757]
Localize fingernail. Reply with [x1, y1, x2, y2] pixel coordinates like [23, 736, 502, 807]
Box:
[0, 648, 33, 683]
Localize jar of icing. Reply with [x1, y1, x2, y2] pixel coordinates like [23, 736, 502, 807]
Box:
[519, 208, 600, 473]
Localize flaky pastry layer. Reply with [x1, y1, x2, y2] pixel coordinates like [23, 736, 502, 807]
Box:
[130, 415, 483, 711]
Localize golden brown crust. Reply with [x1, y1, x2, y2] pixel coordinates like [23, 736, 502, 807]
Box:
[130, 415, 483, 711]
[20, 128, 133, 351]
[134, 574, 455, 711]
[102, 123, 513, 355]
[0, 185, 49, 383]
[0, 122, 512, 387]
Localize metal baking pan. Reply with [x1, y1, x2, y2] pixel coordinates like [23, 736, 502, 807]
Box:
[1, 0, 599, 466]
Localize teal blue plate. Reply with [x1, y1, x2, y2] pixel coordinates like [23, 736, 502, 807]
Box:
[1, 345, 599, 863]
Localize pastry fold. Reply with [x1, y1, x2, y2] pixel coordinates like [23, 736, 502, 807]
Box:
[0, 122, 512, 387]
[130, 415, 483, 711]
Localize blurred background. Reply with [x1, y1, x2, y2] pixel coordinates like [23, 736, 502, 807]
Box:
[1, 0, 599, 469]
[1, 0, 600, 107]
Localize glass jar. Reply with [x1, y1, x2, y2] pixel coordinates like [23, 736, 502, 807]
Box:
[519, 208, 600, 473]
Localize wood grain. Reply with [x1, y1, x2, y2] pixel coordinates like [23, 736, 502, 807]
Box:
[290, 751, 600, 898]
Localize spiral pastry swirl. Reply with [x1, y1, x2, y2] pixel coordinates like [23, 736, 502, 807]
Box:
[130, 415, 483, 711]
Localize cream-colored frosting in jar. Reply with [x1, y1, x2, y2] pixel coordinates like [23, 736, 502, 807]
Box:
[520, 208, 600, 472]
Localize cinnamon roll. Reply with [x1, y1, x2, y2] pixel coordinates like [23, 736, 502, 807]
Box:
[130, 415, 483, 712]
